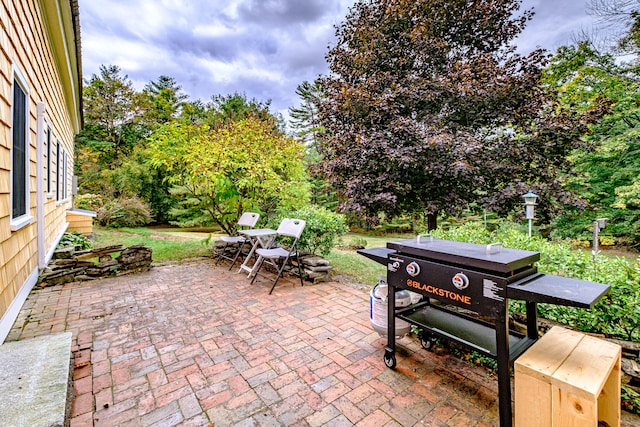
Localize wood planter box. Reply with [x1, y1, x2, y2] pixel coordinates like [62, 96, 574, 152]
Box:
[66, 209, 96, 235]
[514, 326, 621, 427]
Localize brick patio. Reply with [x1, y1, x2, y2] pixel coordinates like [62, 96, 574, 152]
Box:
[5, 259, 634, 426]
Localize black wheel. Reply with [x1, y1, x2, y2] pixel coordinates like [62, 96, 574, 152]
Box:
[383, 351, 397, 369]
[420, 334, 434, 350]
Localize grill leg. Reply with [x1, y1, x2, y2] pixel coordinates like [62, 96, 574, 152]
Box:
[525, 301, 538, 340]
[385, 284, 397, 369]
[495, 306, 512, 427]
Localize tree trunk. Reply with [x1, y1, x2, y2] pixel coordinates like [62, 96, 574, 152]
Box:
[427, 212, 437, 231]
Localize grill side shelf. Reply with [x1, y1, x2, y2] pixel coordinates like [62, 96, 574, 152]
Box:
[357, 247, 395, 266]
[396, 302, 535, 360]
[507, 274, 610, 308]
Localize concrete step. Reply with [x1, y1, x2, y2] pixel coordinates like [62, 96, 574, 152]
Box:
[0, 332, 72, 427]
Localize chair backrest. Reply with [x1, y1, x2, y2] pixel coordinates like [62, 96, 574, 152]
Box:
[237, 212, 260, 228]
[276, 218, 306, 239]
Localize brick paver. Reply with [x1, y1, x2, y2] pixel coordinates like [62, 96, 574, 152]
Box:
[5, 258, 628, 426]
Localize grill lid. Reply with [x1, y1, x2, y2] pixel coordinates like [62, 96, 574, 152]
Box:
[387, 236, 540, 273]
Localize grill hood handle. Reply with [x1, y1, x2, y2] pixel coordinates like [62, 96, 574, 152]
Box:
[486, 242, 503, 254]
[416, 234, 434, 244]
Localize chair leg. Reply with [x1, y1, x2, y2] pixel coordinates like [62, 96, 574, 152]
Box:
[228, 240, 247, 271]
[268, 255, 289, 295]
[250, 256, 265, 284]
[296, 252, 304, 287]
[215, 242, 229, 265]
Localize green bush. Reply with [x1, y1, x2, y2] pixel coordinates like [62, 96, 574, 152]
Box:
[97, 196, 153, 228]
[349, 237, 368, 248]
[75, 193, 104, 211]
[267, 206, 349, 256]
[58, 232, 92, 250]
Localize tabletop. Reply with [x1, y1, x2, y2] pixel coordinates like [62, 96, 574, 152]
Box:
[239, 228, 277, 238]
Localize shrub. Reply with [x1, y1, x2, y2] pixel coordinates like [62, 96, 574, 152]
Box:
[58, 232, 92, 250]
[97, 196, 153, 228]
[267, 206, 349, 256]
[349, 237, 368, 248]
[75, 193, 104, 211]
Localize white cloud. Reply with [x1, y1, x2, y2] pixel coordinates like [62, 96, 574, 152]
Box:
[78, 0, 602, 115]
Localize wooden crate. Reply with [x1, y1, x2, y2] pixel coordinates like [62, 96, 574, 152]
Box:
[514, 326, 621, 427]
[65, 209, 96, 235]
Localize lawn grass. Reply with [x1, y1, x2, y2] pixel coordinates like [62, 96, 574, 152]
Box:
[92, 227, 212, 263]
[326, 232, 411, 285]
[325, 249, 386, 286]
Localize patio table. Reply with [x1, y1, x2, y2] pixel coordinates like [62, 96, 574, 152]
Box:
[237, 228, 278, 278]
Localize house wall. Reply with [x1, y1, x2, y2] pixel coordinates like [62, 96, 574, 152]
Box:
[0, 0, 81, 342]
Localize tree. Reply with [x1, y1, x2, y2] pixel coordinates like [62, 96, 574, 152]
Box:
[141, 75, 188, 125]
[79, 65, 141, 168]
[545, 42, 640, 245]
[147, 117, 310, 233]
[289, 80, 325, 149]
[317, 0, 592, 229]
[290, 80, 339, 211]
[587, 0, 640, 54]
[206, 93, 274, 128]
[131, 75, 190, 222]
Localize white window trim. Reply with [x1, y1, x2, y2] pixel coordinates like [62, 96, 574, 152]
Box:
[10, 65, 33, 232]
[46, 123, 54, 198]
[63, 150, 68, 200]
[56, 143, 70, 205]
[55, 138, 60, 202]
[10, 214, 34, 231]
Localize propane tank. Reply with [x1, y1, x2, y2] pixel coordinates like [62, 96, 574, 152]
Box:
[370, 276, 412, 337]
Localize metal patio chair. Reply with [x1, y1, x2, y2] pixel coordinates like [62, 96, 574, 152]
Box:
[250, 218, 306, 294]
[215, 212, 260, 270]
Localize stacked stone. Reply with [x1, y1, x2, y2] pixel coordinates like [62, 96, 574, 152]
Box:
[298, 254, 333, 283]
[38, 244, 152, 286]
[213, 240, 246, 259]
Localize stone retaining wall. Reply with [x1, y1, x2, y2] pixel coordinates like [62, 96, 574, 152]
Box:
[38, 244, 152, 287]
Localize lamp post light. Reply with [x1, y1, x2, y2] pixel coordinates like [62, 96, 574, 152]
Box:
[522, 191, 538, 238]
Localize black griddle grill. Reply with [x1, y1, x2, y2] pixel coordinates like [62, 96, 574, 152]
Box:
[358, 235, 610, 427]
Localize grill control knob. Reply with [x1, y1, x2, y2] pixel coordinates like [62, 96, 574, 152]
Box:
[452, 272, 469, 290]
[406, 262, 420, 277]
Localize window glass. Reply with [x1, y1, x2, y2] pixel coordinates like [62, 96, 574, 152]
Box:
[11, 79, 27, 218]
[63, 150, 68, 200]
[46, 127, 52, 194]
[56, 140, 60, 201]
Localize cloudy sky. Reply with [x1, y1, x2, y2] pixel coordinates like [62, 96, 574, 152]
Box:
[78, 0, 603, 119]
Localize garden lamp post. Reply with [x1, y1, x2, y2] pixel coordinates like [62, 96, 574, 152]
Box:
[592, 218, 607, 256]
[592, 218, 607, 281]
[522, 191, 538, 237]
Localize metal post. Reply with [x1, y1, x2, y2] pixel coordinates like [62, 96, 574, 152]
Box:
[525, 301, 538, 340]
[522, 192, 538, 239]
[592, 219, 607, 281]
[495, 305, 512, 427]
[592, 220, 600, 256]
[385, 282, 397, 369]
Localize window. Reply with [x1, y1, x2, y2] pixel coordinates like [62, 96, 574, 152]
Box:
[46, 127, 52, 195]
[11, 73, 29, 225]
[56, 140, 69, 202]
[55, 140, 60, 201]
[62, 150, 68, 200]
